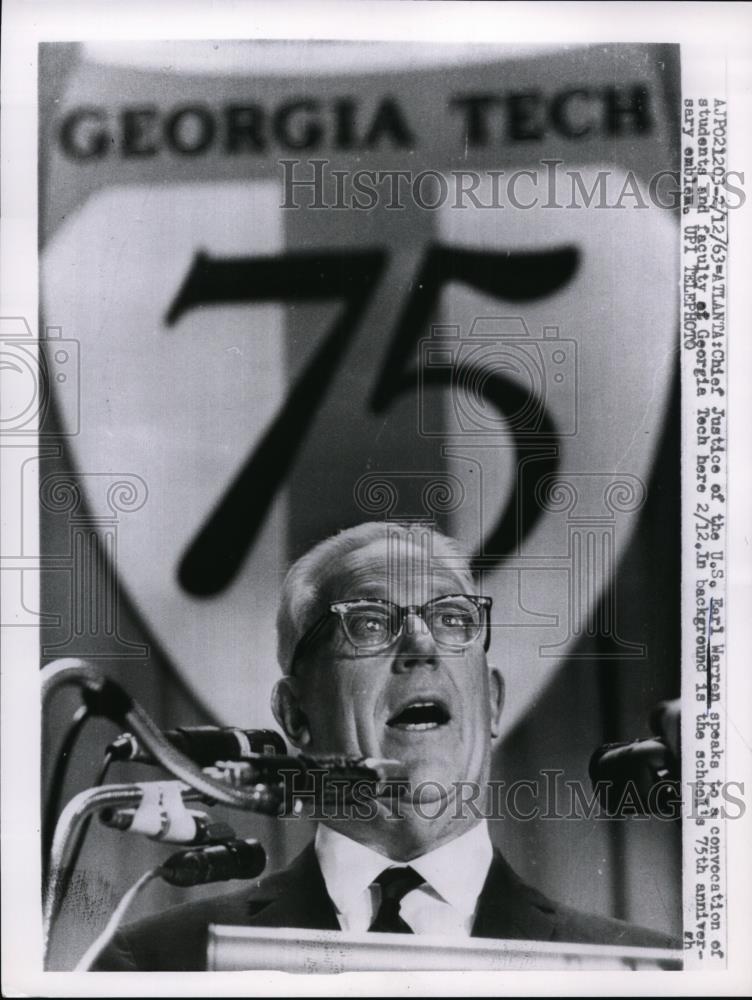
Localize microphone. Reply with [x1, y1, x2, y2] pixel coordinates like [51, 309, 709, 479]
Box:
[160, 838, 266, 887]
[589, 699, 681, 817]
[99, 805, 238, 846]
[299, 754, 407, 785]
[213, 754, 406, 785]
[108, 726, 287, 766]
[589, 737, 679, 817]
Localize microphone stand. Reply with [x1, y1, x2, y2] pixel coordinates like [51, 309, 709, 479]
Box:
[41, 658, 407, 968]
[43, 781, 205, 951]
[41, 659, 295, 809]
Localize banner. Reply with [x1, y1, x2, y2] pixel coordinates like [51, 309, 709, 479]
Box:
[39, 41, 679, 731]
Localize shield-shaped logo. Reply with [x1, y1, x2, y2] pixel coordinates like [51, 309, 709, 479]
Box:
[39, 42, 678, 732]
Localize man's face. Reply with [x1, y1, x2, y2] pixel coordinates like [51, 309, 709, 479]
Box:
[289, 537, 503, 797]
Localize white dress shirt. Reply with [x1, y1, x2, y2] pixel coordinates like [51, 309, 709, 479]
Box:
[315, 821, 494, 936]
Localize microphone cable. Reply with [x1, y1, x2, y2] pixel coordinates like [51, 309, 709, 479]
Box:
[74, 866, 161, 971]
[73, 838, 266, 971]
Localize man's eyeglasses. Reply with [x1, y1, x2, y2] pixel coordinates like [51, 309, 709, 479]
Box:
[290, 594, 492, 671]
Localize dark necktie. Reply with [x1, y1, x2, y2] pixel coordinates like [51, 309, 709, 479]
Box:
[368, 866, 425, 933]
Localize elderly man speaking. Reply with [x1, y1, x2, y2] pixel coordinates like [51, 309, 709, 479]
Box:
[94, 521, 675, 970]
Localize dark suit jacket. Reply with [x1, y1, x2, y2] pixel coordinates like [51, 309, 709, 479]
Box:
[93, 843, 677, 970]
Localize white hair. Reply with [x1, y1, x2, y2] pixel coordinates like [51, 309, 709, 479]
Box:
[275, 521, 475, 674]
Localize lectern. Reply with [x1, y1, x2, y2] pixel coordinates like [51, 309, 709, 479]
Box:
[208, 925, 683, 972]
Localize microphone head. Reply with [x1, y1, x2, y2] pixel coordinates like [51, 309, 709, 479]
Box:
[212, 754, 407, 787]
[107, 726, 287, 765]
[299, 755, 408, 784]
[160, 838, 267, 887]
[208, 755, 409, 811]
[589, 737, 679, 817]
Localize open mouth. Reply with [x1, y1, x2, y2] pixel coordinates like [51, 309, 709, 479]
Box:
[386, 700, 451, 731]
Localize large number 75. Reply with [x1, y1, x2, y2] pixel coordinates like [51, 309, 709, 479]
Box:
[166, 243, 579, 597]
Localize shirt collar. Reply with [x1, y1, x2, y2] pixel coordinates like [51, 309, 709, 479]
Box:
[408, 821, 493, 914]
[315, 824, 391, 916]
[315, 821, 493, 919]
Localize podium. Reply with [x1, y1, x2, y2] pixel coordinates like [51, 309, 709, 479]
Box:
[207, 925, 683, 972]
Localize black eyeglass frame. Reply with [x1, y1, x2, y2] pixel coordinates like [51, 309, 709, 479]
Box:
[289, 594, 493, 673]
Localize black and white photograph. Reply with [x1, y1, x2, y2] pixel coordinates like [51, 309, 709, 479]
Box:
[1, 2, 751, 995]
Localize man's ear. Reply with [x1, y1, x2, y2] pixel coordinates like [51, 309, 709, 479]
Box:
[487, 666, 505, 740]
[272, 676, 312, 749]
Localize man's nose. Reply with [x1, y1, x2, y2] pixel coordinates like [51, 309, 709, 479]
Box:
[392, 612, 439, 672]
